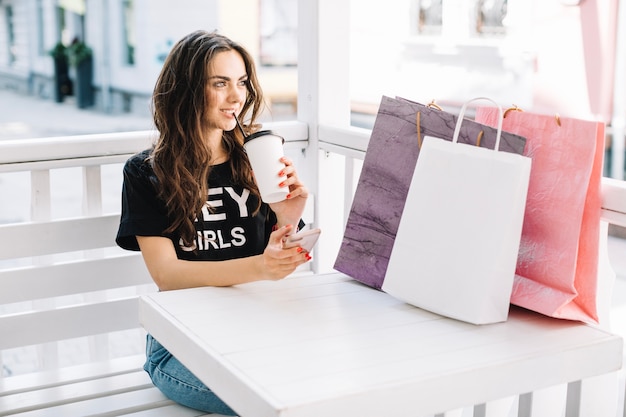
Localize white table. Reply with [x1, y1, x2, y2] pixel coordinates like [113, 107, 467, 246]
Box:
[138, 273, 623, 417]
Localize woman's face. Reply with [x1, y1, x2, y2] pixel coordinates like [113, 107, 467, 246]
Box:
[205, 50, 248, 133]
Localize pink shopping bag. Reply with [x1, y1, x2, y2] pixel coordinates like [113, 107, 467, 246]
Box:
[475, 107, 605, 324]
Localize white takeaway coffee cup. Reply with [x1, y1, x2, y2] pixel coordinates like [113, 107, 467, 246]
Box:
[243, 130, 288, 203]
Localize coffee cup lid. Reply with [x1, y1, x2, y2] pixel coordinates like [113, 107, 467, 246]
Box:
[244, 130, 285, 144]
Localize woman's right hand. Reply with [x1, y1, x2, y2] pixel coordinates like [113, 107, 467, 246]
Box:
[137, 226, 311, 290]
[261, 224, 311, 280]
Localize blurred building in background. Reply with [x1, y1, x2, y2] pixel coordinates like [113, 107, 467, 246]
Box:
[350, 0, 618, 123]
[0, 0, 623, 179]
[0, 0, 619, 119]
[0, 0, 297, 116]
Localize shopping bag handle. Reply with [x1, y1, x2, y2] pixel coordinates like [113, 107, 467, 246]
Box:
[452, 97, 504, 151]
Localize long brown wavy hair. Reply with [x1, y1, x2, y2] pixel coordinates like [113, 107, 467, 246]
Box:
[150, 30, 265, 247]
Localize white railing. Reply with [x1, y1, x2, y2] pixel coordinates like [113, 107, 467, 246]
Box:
[1, 121, 626, 416]
[0, 118, 623, 317]
[0, 121, 308, 376]
[15, 120, 603, 284]
[0, 121, 308, 220]
[317, 124, 626, 229]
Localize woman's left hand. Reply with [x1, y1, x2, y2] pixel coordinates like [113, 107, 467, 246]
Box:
[269, 156, 308, 228]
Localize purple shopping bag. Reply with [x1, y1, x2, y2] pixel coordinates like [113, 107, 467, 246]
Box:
[333, 96, 527, 289]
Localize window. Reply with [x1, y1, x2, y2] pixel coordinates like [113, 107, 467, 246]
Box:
[5, 5, 16, 64]
[413, 0, 443, 35]
[259, 0, 297, 67]
[476, 0, 507, 35]
[410, 0, 507, 38]
[122, 0, 135, 65]
[56, 6, 67, 44]
[36, 0, 45, 55]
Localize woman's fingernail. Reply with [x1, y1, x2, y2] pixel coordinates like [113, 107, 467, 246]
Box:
[297, 247, 303, 253]
[278, 171, 285, 177]
[305, 254, 312, 261]
[286, 194, 291, 199]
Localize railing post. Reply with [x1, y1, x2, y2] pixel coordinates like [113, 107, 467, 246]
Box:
[298, 0, 351, 273]
[82, 164, 110, 362]
[518, 393, 532, 417]
[30, 169, 59, 371]
[565, 380, 582, 417]
[343, 157, 355, 227]
[83, 165, 103, 216]
[611, 0, 626, 180]
[31, 170, 51, 222]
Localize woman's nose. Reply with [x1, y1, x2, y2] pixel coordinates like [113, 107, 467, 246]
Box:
[228, 85, 244, 102]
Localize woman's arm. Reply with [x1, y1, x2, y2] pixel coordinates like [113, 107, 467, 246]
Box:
[137, 224, 309, 291]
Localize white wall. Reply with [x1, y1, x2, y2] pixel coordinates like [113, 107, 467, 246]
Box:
[101, 0, 220, 94]
[348, 0, 618, 122]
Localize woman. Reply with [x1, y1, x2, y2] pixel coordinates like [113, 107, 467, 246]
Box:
[116, 30, 310, 414]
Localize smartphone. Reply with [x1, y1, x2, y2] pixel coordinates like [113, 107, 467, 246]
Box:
[283, 228, 321, 252]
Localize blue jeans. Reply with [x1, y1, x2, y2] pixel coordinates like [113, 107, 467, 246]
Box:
[144, 334, 238, 415]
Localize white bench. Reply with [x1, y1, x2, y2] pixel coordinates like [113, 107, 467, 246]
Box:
[0, 124, 307, 417]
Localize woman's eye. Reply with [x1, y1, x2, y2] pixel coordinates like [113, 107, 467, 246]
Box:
[215, 81, 226, 87]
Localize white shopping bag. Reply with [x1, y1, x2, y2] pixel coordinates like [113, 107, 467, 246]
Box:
[382, 98, 532, 324]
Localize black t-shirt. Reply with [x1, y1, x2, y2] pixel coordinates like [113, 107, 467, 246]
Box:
[116, 149, 277, 261]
